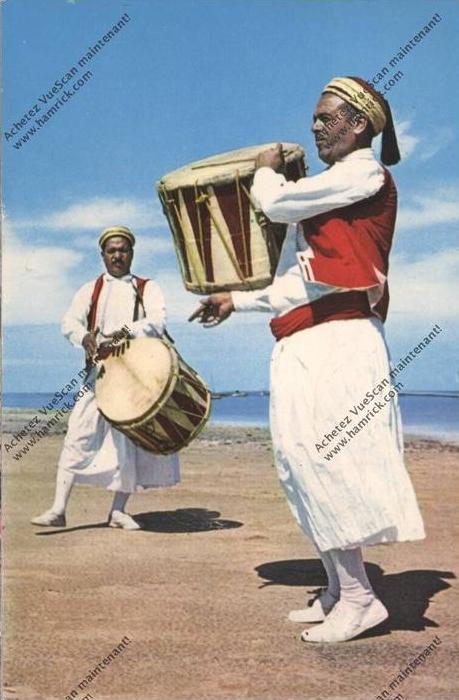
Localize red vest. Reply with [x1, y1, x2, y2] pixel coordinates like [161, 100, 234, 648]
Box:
[270, 168, 397, 341]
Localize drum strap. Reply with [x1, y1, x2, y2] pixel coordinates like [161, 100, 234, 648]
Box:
[130, 277, 175, 343]
[132, 276, 148, 322]
[87, 274, 105, 331]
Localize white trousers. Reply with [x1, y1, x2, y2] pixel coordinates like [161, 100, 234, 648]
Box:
[270, 318, 425, 552]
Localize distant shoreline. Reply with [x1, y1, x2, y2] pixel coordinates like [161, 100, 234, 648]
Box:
[3, 389, 459, 401]
[2, 408, 459, 448]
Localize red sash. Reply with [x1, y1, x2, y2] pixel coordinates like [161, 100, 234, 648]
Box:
[270, 291, 372, 341]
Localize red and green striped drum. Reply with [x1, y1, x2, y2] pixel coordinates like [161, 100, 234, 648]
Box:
[156, 142, 307, 294]
[95, 337, 211, 455]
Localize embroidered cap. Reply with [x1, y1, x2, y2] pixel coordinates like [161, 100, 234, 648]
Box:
[322, 76, 401, 165]
[99, 226, 136, 249]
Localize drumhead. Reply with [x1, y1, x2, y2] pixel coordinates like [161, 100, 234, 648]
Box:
[157, 142, 305, 190]
[95, 337, 176, 423]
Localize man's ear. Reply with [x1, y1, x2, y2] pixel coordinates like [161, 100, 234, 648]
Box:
[352, 113, 369, 135]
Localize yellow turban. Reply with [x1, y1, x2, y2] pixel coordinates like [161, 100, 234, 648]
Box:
[99, 226, 136, 249]
[323, 77, 387, 134]
[322, 76, 400, 165]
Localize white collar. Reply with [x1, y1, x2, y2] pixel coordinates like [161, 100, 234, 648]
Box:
[103, 272, 133, 283]
[338, 147, 377, 163]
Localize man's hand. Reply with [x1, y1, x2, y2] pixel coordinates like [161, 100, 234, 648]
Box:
[82, 327, 99, 356]
[188, 293, 234, 327]
[95, 339, 115, 360]
[255, 143, 284, 172]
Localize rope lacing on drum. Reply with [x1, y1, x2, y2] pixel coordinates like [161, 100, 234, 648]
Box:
[194, 182, 206, 264]
[157, 186, 193, 285]
[194, 185, 246, 283]
[235, 170, 250, 279]
[240, 182, 280, 260]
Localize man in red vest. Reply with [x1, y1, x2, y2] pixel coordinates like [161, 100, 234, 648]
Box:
[31, 226, 180, 530]
[190, 77, 425, 642]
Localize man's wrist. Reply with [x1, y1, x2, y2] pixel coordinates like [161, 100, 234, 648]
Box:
[253, 167, 283, 191]
[231, 291, 250, 312]
[80, 330, 92, 347]
[254, 165, 275, 177]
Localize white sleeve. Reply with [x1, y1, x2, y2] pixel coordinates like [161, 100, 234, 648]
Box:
[130, 280, 166, 338]
[251, 159, 385, 224]
[231, 286, 274, 313]
[61, 283, 93, 347]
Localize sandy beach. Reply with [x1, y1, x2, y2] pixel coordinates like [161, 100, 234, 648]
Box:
[2, 414, 459, 700]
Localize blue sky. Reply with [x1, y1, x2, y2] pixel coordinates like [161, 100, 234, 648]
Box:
[3, 0, 459, 392]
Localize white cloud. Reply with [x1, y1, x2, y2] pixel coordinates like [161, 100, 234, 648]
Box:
[390, 247, 459, 319]
[135, 236, 174, 257]
[397, 189, 459, 230]
[372, 118, 420, 162]
[418, 128, 455, 162]
[16, 196, 166, 231]
[394, 119, 420, 160]
[155, 271, 201, 321]
[3, 222, 84, 325]
[380, 117, 454, 163]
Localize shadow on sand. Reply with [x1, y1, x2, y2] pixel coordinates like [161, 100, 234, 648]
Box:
[135, 508, 243, 532]
[255, 558, 455, 636]
[34, 507, 243, 535]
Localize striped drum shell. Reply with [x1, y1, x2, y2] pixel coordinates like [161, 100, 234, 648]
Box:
[156, 142, 307, 294]
[95, 337, 211, 455]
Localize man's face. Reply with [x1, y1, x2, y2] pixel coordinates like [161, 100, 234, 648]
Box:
[101, 236, 133, 278]
[311, 93, 362, 165]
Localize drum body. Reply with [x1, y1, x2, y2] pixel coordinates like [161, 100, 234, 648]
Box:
[156, 142, 307, 294]
[95, 337, 211, 455]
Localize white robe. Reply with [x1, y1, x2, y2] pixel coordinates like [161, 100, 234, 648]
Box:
[232, 149, 425, 551]
[58, 272, 180, 493]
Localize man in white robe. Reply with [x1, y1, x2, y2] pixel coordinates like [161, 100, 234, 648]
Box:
[190, 77, 425, 642]
[31, 226, 180, 530]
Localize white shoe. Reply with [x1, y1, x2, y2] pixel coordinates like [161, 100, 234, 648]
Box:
[108, 510, 141, 530]
[301, 597, 388, 643]
[289, 590, 338, 623]
[31, 510, 66, 527]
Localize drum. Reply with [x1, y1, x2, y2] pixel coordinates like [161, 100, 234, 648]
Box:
[95, 337, 211, 455]
[156, 142, 307, 294]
